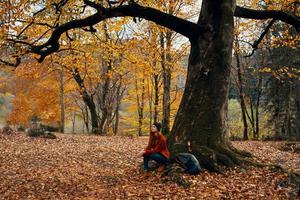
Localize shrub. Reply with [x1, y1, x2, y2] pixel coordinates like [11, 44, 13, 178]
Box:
[229, 135, 244, 141]
[2, 125, 13, 135]
[27, 128, 44, 137]
[27, 128, 56, 139]
[262, 134, 288, 141]
[17, 126, 25, 132]
[281, 142, 300, 153]
[40, 124, 60, 132]
[42, 131, 57, 139]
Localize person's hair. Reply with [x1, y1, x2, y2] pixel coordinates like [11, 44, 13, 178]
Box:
[146, 123, 162, 149]
[153, 122, 161, 132]
[146, 132, 157, 149]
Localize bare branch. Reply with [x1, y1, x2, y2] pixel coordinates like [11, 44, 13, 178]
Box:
[81, 26, 97, 33]
[245, 19, 276, 57]
[52, 0, 69, 14]
[235, 6, 300, 31]
[0, 57, 21, 67]
[33, 7, 47, 16]
[66, 31, 74, 41]
[15, 19, 55, 28]
[30, 2, 205, 62]
[17, 21, 34, 38]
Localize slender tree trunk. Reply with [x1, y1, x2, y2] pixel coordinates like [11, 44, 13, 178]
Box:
[148, 77, 153, 129]
[72, 68, 98, 133]
[98, 22, 115, 135]
[72, 113, 76, 133]
[153, 74, 159, 123]
[255, 75, 262, 139]
[113, 80, 123, 135]
[274, 79, 281, 137]
[84, 105, 90, 133]
[295, 83, 300, 140]
[162, 30, 172, 136]
[287, 84, 292, 139]
[82, 121, 85, 134]
[235, 50, 248, 140]
[249, 99, 256, 138]
[59, 66, 65, 133]
[168, 0, 242, 171]
[98, 61, 112, 135]
[135, 77, 145, 136]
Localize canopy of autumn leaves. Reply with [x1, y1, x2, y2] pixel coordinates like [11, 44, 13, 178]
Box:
[0, 0, 298, 132]
[0, 0, 199, 133]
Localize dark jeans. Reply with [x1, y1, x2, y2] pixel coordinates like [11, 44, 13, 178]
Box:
[143, 153, 169, 171]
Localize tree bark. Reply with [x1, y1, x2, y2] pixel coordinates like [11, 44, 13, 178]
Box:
[249, 98, 256, 139]
[59, 65, 65, 133]
[236, 53, 248, 140]
[72, 113, 76, 134]
[135, 77, 145, 136]
[295, 83, 300, 140]
[168, 0, 241, 171]
[84, 105, 90, 133]
[234, 37, 248, 140]
[72, 68, 99, 134]
[147, 76, 153, 129]
[153, 74, 160, 123]
[113, 80, 124, 135]
[162, 31, 172, 136]
[254, 75, 262, 139]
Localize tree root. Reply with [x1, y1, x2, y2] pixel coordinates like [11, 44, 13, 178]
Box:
[189, 144, 263, 173]
[227, 142, 252, 157]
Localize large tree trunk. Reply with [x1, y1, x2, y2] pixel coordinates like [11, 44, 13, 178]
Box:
[168, 0, 242, 171]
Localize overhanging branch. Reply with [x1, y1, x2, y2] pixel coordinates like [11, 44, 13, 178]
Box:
[28, 2, 299, 62]
[0, 57, 21, 67]
[235, 6, 300, 31]
[31, 2, 205, 62]
[245, 19, 276, 57]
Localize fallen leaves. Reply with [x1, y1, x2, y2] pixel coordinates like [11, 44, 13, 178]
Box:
[233, 141, 300, 173]
[0, 133, 299, 199]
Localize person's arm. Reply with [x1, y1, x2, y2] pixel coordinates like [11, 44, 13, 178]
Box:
[143, 137, 166, 155]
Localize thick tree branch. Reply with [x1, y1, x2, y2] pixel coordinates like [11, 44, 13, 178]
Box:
[235, 6, 300, 31]
[31, 2, 205, 62]
[29, 3, 300, 62]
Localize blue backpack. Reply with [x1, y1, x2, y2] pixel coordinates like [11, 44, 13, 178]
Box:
[175, 153, 202, 175]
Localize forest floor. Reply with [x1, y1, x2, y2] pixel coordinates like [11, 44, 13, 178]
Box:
[0, 132, 299, 200]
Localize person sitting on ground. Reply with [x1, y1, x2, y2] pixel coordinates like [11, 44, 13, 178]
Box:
[138, 122, 170, 173]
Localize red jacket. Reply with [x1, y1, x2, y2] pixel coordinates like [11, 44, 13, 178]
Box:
[144, 133, 170, 158]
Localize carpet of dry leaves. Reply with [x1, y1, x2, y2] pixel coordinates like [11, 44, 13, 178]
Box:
[0, 133, 299, 200]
